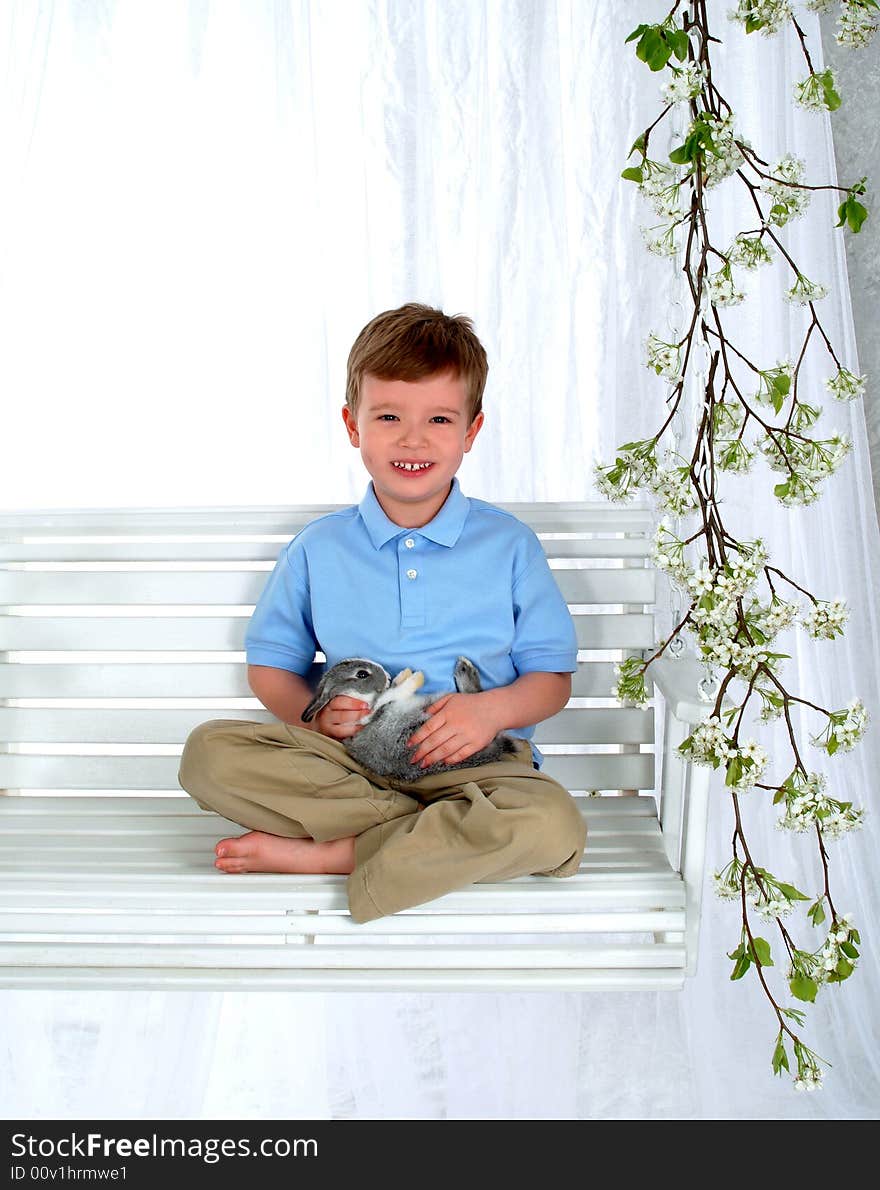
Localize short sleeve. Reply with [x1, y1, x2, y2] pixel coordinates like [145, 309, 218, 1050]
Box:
[510, 543, 578, 675]
[244, 542, 317, 674]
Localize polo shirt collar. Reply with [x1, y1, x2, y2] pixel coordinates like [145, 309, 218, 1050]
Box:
[358, 477, 470, 550]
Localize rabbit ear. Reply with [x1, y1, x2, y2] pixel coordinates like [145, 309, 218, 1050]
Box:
[453, 656, 482, 694]
[301, 671, 336, 723]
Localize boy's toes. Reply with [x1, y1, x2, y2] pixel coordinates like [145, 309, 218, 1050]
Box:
[215, 833, 251, 858]
[215, 856, 248, 873]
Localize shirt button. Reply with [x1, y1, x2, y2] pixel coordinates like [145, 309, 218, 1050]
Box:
[404, 538, 415, 549]
[406, 568, 418, 580]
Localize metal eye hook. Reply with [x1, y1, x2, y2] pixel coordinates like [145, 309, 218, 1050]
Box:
[699, 667, 719, 701]
[668, 634, 685, 657]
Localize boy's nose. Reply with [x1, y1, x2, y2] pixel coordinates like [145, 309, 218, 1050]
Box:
[397, 425, 428, 446]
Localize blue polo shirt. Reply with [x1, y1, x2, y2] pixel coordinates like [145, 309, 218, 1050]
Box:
[244, 478, 577, 767]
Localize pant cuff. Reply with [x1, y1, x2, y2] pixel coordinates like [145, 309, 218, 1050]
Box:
[346, 865, 386, 924]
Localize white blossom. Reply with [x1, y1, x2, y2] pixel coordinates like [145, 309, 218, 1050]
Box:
[661, 62, 707, 105]
[701, 112, 746, 187]
[764, 154, 811, 224]
[713, 864, 742, 901]
[650, 521, 693, 588]
[728, 232, 775, 270]
[760, 432, 852, 507]
[678, 715, 734, 767]
[707, 265, 745, 307]
[793, 1069, 823, 1092]
[748, 594, 800, 640]
[645, 332, 682, 381]
[716, 437, 757, 473]
[611, 657, 649, 707]
[808, 697, 869, 755]
[594, 441, 658, 503]
[800, 597, 849, 640]
[638, 160, 684, 219]
[793, 68, 839, 112]
[728, 0, 794, 36]
[785, 273, 828, 305]
[775, 770, 866, 839]
[831, 698, 869, 751]
[641, 222, 680, 258]
[728, 740, 769, 790]
[824, 367, 867, 401]
[836, 0, 878, 49]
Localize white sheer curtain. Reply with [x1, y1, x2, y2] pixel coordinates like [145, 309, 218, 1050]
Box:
[1, 0, 877, 1119]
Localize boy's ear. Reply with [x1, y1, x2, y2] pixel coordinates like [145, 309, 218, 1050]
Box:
[342, 405, 359, 447]
[463, 411, 484, 452]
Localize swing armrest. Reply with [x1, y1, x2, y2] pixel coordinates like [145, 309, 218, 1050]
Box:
[648, 653, 731, 724]
[648, 651, 735, 975]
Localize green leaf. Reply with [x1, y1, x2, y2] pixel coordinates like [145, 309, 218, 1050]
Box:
[750, 936, 773, 967]
[827, 734, 838, 755]
[636, 28, 665, 67]
[840, 941, 859, 959]
[772, 1037, 789, 1075]
[790, 974, 817, 1003]
[745, 16, 766, 34]
[776, 882, 809, 902]
[671, 29, 690, 61]
[834, 957, 854, 980]
[649, 45, 674, 72]
[731, 954, 751, 980]
[625, 24, 650, 44]
[781, 1006, 806, 1027]
[628, 133, 647, 158]
[836, 195, 869, 233]
[725, 755, 743, 787]
[774, 480, 790, 500]
[621, 166, 644, 183]
[847, 200, 868, 233]
[808, 899, 826, 927]
[822, 79, 841, 111]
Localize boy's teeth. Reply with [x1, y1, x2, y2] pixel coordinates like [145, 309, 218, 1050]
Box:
[393, 461, 432, 471]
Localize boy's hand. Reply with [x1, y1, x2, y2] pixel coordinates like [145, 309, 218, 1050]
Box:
[310, 696, 371, 741]
[407, 692, 502, 768]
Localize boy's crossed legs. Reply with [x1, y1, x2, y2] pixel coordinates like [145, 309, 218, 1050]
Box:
[178, 718, 587, 924]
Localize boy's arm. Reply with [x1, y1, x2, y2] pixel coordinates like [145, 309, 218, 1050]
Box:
[248, 665, 368, 738]
[407, 671, 571, 769]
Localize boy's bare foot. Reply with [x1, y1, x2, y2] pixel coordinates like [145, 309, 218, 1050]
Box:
[214, 831, 355, 875]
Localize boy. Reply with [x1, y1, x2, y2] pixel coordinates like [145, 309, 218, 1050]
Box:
[178, 303, 587, 923]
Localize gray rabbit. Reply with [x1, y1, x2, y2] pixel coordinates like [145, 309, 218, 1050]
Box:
[301, 656, 519, 782]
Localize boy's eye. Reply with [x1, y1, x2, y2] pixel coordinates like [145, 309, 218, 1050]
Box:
[375, 414, 452, 424]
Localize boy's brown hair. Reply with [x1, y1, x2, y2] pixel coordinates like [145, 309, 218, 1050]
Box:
[345, 303, 489, 424]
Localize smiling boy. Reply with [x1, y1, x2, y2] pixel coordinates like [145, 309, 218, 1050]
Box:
[178, 303, 587, 923]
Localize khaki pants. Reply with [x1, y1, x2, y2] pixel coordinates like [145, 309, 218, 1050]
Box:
[177, 719, 588, 924]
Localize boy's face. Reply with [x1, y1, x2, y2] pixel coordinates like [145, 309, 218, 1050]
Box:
[342, 370, 484, 527]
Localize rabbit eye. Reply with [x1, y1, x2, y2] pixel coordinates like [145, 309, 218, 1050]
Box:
[355, 670, 370, 680]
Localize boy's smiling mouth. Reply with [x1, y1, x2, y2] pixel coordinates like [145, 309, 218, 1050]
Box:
[391, 461, 434, 472]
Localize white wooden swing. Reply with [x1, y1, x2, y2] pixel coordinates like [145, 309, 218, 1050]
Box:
[0, 503, 719, 991]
